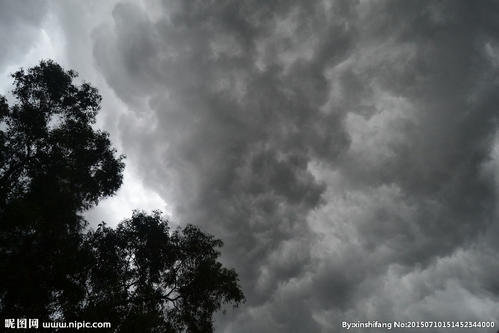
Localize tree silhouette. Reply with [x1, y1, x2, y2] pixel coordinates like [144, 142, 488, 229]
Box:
[0, 60, 244, 332]
[0, 60, 125, 319]
[84, 211, 244, 332]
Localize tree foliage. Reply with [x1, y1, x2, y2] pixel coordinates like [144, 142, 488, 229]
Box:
[0, 61, 124, 208]
[0, 60, 125, 319]
[0, 60, 244, 332]
[84, 212, 244, 332]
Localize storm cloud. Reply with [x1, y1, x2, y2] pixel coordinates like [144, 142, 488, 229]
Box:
[2, 0, 499, 331]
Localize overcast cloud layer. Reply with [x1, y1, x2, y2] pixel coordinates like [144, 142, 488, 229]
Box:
[2, 0, 499, 331]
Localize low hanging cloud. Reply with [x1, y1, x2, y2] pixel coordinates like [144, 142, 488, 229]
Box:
[2, 0, 499, 331]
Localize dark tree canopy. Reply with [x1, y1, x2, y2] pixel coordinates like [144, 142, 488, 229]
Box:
[84, 212, 244, 332]
[0, 60, 125, 319]
[0, 60, 124, 209]
[0, 60, 244, 332]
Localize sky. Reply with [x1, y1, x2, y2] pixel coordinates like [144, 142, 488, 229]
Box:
[1, 0, 499, 332]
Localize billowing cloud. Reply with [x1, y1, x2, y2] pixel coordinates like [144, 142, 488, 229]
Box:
[3, 0, 499, 331]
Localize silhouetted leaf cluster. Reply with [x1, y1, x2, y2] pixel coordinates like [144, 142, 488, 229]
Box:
[84, 212, 244, 332]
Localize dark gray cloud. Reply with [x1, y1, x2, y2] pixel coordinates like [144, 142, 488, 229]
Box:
[91, 1, 356, 330]
[89, 0, 499, 331]
[3, 0, 499, 331]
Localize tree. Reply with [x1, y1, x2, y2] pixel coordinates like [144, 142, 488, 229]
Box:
[0, 60, 125, 319]
[84, 211, 244, 332]
[0, 60, 244, 331]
